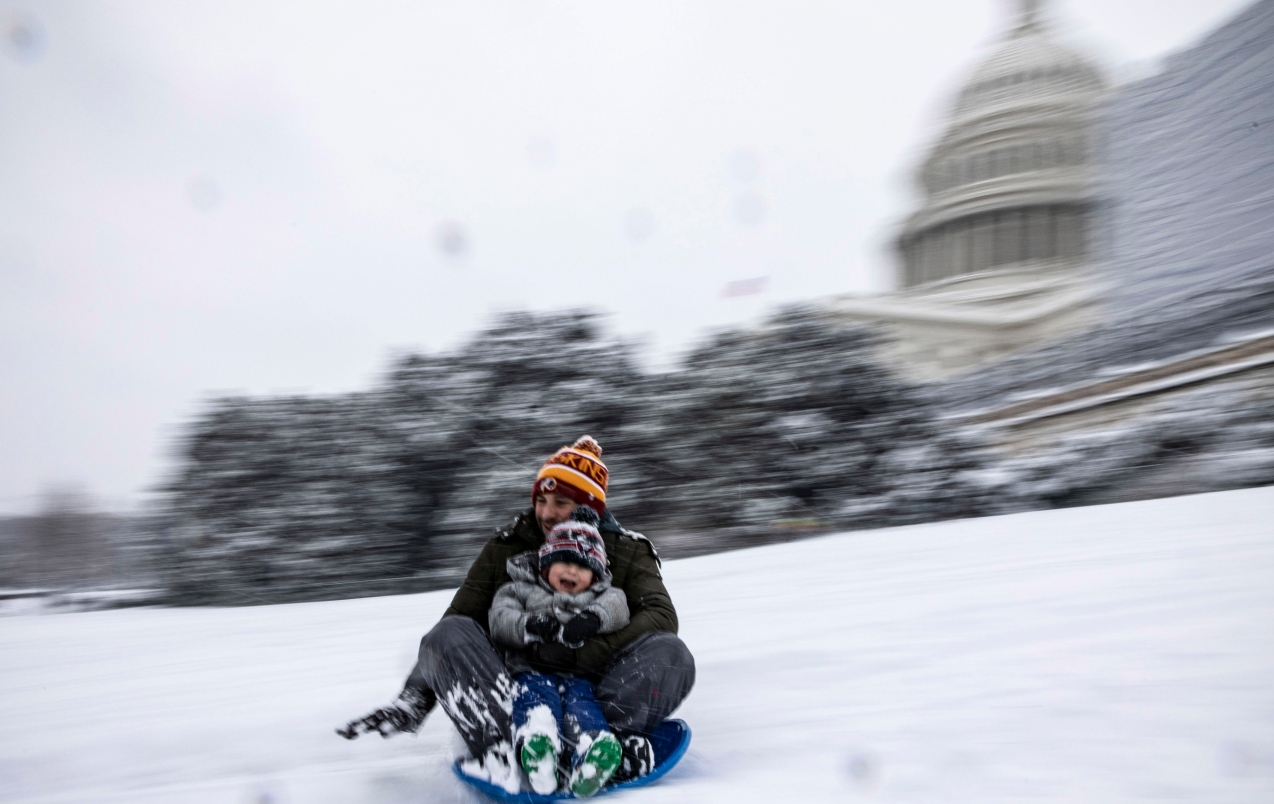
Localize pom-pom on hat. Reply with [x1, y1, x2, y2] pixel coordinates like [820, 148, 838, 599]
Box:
[532, 435, 608, 515]
[539, 505, 608, 580]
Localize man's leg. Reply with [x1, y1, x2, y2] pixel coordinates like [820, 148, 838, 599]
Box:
[407, 615, 518, 758]
[593, 632, 695, 736]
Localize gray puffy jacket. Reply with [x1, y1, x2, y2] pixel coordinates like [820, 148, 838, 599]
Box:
[489, 551, 629, 661]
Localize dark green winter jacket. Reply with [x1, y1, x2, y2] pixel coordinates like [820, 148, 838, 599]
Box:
[443, 508, 677, 678]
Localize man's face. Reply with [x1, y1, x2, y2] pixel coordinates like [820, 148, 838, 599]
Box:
[545, 561, 594, 594]
[534, 491, 578, 535]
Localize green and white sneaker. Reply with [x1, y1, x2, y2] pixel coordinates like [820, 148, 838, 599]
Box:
[519, 732, 559, 795]
[568, 732, 623, 798]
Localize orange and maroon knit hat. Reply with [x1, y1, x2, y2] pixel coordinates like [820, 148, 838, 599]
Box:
[531, 435, 608, 515]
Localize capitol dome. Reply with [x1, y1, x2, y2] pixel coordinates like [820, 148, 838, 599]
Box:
[897, 0, 1108, 289]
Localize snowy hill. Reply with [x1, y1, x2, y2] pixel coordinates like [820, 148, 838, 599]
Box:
[3, 488, 1274, 803]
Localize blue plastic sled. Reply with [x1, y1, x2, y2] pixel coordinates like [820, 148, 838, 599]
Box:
[452, 719, 691, 802]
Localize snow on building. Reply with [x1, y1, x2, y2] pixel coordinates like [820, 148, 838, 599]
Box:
[818, 0, 1274, 501]
[940, 0, 1274, 403]
[940, 0, 1274, 501]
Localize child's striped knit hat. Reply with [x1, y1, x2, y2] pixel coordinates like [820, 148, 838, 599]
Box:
[531, 435, 608, 515]
[539, 505, 608, 580]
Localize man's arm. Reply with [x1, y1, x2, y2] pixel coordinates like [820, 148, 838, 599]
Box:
[442, 539, 508, 627]
[574, 537, 677, 674]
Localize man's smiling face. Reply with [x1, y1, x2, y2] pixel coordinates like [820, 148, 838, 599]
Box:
[534, 491, 578, 535]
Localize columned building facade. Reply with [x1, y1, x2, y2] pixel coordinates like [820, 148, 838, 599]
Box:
[829, 0, 1108, 381]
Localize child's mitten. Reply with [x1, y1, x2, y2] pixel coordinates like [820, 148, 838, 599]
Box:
[560, 611, 602, 647]
[525, 612, 561, 642]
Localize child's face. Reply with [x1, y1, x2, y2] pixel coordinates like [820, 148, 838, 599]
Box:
[546, 561, 594, 594]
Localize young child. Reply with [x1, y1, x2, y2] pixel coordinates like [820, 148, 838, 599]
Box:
[488, 505, 631, 797]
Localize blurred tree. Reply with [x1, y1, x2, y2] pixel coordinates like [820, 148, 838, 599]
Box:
[641, 306, 995, 544]
[157, 308, 998, 605]
[27, 485, 113, 587]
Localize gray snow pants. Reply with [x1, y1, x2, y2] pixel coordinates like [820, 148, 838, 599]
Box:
[406, 616, 695, 757]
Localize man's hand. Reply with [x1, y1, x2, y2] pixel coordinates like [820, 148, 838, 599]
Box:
[525, 612, 560, 643]
[336, 686, 436, 740]
[528, 641, 577, 673]
[560, 611, 601, 647]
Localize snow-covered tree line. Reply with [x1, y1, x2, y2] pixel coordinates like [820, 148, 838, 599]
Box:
[158, 307, 1002, 605]
[157, 307, 1274, 606]
[0, 487, 148, 591]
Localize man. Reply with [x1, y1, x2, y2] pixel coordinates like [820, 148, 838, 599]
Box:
[338, 436, 695, 782]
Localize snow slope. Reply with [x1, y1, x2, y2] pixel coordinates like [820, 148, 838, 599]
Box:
[3, 488, 1274, 803]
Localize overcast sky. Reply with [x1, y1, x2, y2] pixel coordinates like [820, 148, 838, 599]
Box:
[0, 0, 1254, 514]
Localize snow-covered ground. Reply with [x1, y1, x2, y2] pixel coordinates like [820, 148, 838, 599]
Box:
[3, 488, 1274, 803]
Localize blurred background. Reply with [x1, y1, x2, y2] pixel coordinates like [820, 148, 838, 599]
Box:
[2, 0, 1271, 608]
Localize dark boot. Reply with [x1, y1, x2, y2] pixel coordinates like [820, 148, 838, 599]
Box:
[336, 685, 436, 739]
[612, 733, 654, 782]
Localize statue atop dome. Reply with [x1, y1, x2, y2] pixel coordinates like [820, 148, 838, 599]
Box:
[1017, 0, 1043, 33]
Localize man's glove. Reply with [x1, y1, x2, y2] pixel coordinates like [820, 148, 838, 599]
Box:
[524, 612, 561, 643]
[336, 686, 436, 740]
[560, 611, 602, 648]
[528, 640, 577, 673]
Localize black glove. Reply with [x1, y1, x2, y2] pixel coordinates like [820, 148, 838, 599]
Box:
[560, 611, 602, 647]
[528, 640, 577, 673]
[336, 686, 436, 740]
[525, 612, 561, 643]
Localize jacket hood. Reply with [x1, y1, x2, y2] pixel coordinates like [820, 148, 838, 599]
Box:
[597, 508, 624, 535]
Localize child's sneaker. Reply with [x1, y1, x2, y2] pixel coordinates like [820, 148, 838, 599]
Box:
[568, 732, 623, 798]
[519, 732, 559, 795]
[612, 734, 654, 783]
